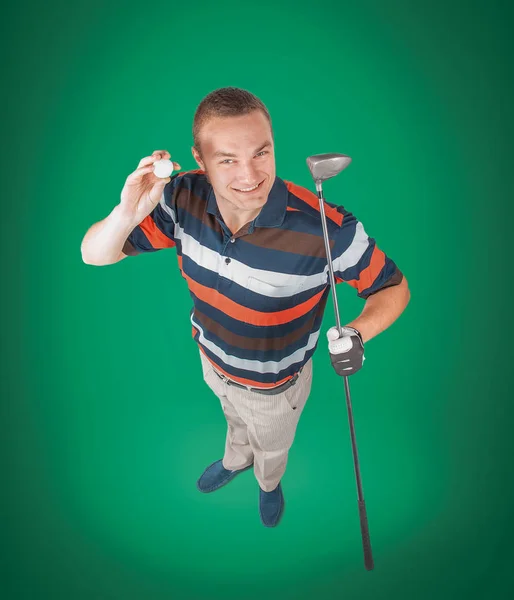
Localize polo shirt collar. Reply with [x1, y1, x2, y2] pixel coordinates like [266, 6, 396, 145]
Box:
[206, 175, 287, 228]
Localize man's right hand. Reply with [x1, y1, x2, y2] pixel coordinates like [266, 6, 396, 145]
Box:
[119, 150, 181, 225]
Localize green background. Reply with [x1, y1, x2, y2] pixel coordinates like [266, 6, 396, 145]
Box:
[2, 0, 513, 598]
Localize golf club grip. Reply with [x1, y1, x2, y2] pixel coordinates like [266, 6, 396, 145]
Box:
[358, 499, 374, 570]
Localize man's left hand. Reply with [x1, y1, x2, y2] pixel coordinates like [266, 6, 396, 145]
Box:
[327, 326, 365, 376]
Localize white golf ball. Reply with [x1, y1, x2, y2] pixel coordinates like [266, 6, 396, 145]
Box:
[153, 158, 174, 178]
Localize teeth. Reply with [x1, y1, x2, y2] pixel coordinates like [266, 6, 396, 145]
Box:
[235, 182, 260, 192]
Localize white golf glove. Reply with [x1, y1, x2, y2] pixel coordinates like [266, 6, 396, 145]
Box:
[327, 326, 366, 376]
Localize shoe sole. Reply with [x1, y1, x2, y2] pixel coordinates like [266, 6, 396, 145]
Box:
[196, 461, 254, 493]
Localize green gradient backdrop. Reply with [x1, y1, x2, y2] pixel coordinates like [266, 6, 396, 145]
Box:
[2, 0, 513, 598]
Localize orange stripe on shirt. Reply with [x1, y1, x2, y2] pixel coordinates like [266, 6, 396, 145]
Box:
[344, 245, 386, 294]
[177, 255, 325, 326]
[284, 180, 343, 226]
[139, 214, 175, 249]
[198, 346, 294, 388]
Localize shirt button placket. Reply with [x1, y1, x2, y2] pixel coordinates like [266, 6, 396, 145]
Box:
[224, 236, 235, 265]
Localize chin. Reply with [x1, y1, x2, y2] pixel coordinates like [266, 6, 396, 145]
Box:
[234, 194, 267, 207]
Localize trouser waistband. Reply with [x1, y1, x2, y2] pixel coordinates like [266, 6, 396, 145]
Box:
[212, 367, 303, 395]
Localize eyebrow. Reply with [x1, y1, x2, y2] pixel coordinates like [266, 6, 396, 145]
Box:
[212, 141, 272, 158]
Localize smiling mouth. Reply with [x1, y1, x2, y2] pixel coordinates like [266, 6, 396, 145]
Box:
[232, 180, 265, 193]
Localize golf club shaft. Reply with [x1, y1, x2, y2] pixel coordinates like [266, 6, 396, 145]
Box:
[316, 182, 343, 336]
[344, 375, 374, 571]
[316, 186, 374, 571]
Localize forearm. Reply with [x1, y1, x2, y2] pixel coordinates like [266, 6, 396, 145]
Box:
[81, 204, 137, 266]
[346, 277, 411, 343]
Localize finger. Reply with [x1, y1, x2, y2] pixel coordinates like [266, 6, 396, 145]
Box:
[330, 337, 353, 353]
[149, 159, 181, 174]
[138, 155, 157, 168]
[149, 158, 182, 172]
[126, 164, 156, 183]
[149, 149, 171, 163]
[151, 150, 171, 159]
[153, 177, 171, 188]
[137, 151, 171, 169]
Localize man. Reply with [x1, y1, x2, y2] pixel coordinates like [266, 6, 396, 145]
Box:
[81, 87, 410, 528]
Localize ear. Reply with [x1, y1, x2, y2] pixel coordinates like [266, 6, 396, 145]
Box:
[191, 146, 204, 170]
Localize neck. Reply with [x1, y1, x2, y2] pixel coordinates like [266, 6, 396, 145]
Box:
[217, 200, 261, 235]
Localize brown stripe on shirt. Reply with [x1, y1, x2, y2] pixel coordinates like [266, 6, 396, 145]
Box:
[175, 187, 224, 235]
[194, 299, 327, 353]
[122, 238, 138, 256]
[365, 266, 404, 297]
[242, 226, 335, 257]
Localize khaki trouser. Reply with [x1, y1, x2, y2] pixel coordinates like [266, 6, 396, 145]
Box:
[199, 349, 313, 492]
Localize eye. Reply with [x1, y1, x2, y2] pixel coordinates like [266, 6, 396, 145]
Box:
[220, 151, 268, 164]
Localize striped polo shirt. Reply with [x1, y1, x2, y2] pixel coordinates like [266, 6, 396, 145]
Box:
[122, 169, 403, 389]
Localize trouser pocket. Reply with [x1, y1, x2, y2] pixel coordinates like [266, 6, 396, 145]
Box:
[282, 359, 313, 412]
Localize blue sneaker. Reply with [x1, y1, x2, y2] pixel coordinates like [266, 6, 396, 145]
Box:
[259, 482, 285, 527]
[196, 459, 253, 493]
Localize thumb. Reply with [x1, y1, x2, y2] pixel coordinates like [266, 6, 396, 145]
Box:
[148, 178, 170, 205]
[154, 175, 171, 191]
[326, 327, 340, 341]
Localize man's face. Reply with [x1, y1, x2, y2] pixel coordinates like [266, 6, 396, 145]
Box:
[192, 110, 276, 217]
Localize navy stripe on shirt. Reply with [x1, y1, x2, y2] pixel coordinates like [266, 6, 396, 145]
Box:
[122, 170, 403, 387]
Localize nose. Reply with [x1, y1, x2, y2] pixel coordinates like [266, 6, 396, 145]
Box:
[237, 160, 261, 185]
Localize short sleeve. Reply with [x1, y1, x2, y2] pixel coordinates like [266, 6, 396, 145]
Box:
[330, 205, 403, 299]
[122, 174, 180, 256]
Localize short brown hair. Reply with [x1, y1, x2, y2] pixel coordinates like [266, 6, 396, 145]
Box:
[193, 87, 273, 157]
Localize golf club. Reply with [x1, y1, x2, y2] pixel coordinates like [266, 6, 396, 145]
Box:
[306, 153, 374, 571]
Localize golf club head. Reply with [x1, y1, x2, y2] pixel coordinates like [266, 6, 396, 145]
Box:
[306, 153, 352, 183]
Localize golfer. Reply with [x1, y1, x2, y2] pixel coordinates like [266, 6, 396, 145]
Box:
[81, 87, 410, 528]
